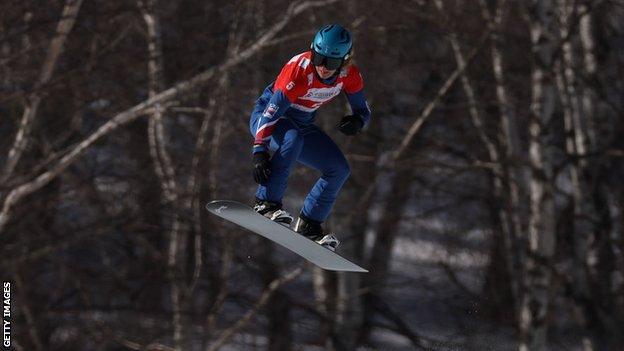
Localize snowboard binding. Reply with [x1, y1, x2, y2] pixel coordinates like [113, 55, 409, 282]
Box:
[293, 215, 340, 251]
[253, 198, 293, 226]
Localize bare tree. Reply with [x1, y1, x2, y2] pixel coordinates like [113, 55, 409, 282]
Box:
[1, 0, 83, 184]
[553, 3, 597, 348]
[478, 0, 529, 327]
[138, 0, 186, 348]
[520, 1, 557, 350]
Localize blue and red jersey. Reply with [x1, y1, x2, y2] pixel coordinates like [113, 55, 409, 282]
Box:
[252, 51, 371, 153]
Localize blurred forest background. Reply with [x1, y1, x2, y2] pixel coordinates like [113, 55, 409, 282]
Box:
[1, 0, 623, 350]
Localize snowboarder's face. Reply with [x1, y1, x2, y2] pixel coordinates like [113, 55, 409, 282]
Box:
[315, 65, 336, 79]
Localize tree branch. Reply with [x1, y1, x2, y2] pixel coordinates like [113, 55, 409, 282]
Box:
[391, 29, 491, 162]
[1, 0, 83, 184]
[206, 266, 303, 351]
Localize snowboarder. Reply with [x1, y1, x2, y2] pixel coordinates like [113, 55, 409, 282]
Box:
[249, 24, 371, 251]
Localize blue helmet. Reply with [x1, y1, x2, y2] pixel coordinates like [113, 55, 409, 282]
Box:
[311, 24, 353, 60]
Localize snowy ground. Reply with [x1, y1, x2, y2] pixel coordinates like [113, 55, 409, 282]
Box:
[369, 222, 586, 351]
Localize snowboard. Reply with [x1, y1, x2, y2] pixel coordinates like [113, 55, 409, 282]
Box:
[206, 200, 368, 273]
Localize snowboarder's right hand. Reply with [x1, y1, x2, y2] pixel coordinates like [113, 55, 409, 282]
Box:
[253, 151, 271, 185]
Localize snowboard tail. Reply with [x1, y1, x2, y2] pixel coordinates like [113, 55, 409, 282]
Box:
[206, 200, 368, 273]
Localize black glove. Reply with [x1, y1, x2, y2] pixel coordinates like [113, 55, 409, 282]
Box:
[252, 151, 271, 185]
[337, 114, 364, 136]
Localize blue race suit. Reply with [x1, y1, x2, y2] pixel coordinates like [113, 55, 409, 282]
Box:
[249, 52, 370, 223]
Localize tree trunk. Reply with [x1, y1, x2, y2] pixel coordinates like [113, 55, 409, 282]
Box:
[578, 2, 598, 150]
[438, 0, 521, 323]
[258, 246, 293, 351]
[360, 168, 413, 344]
[139, 0, 184, 348]
[479, 0, 527, 324]
[554, 2, 623, 348]
[554, 3, 594, 348]
[521, 1, 558, 350]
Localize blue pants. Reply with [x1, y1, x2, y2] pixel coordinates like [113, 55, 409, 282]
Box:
[249, 108, 351, 223]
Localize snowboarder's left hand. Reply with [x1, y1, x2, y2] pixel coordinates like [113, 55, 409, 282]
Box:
[337, 114, 364, 136]
[252, 151, 271, 185]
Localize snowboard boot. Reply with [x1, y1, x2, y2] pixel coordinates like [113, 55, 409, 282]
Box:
[253, 198, 293, 227]
[293, 214, 340, 251]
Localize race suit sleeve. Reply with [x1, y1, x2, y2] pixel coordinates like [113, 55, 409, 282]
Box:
[252, 55, 308, 154]
[343, 65, 371, 126]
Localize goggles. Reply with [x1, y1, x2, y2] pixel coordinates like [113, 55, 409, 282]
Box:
[311, 50, 346, 70]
